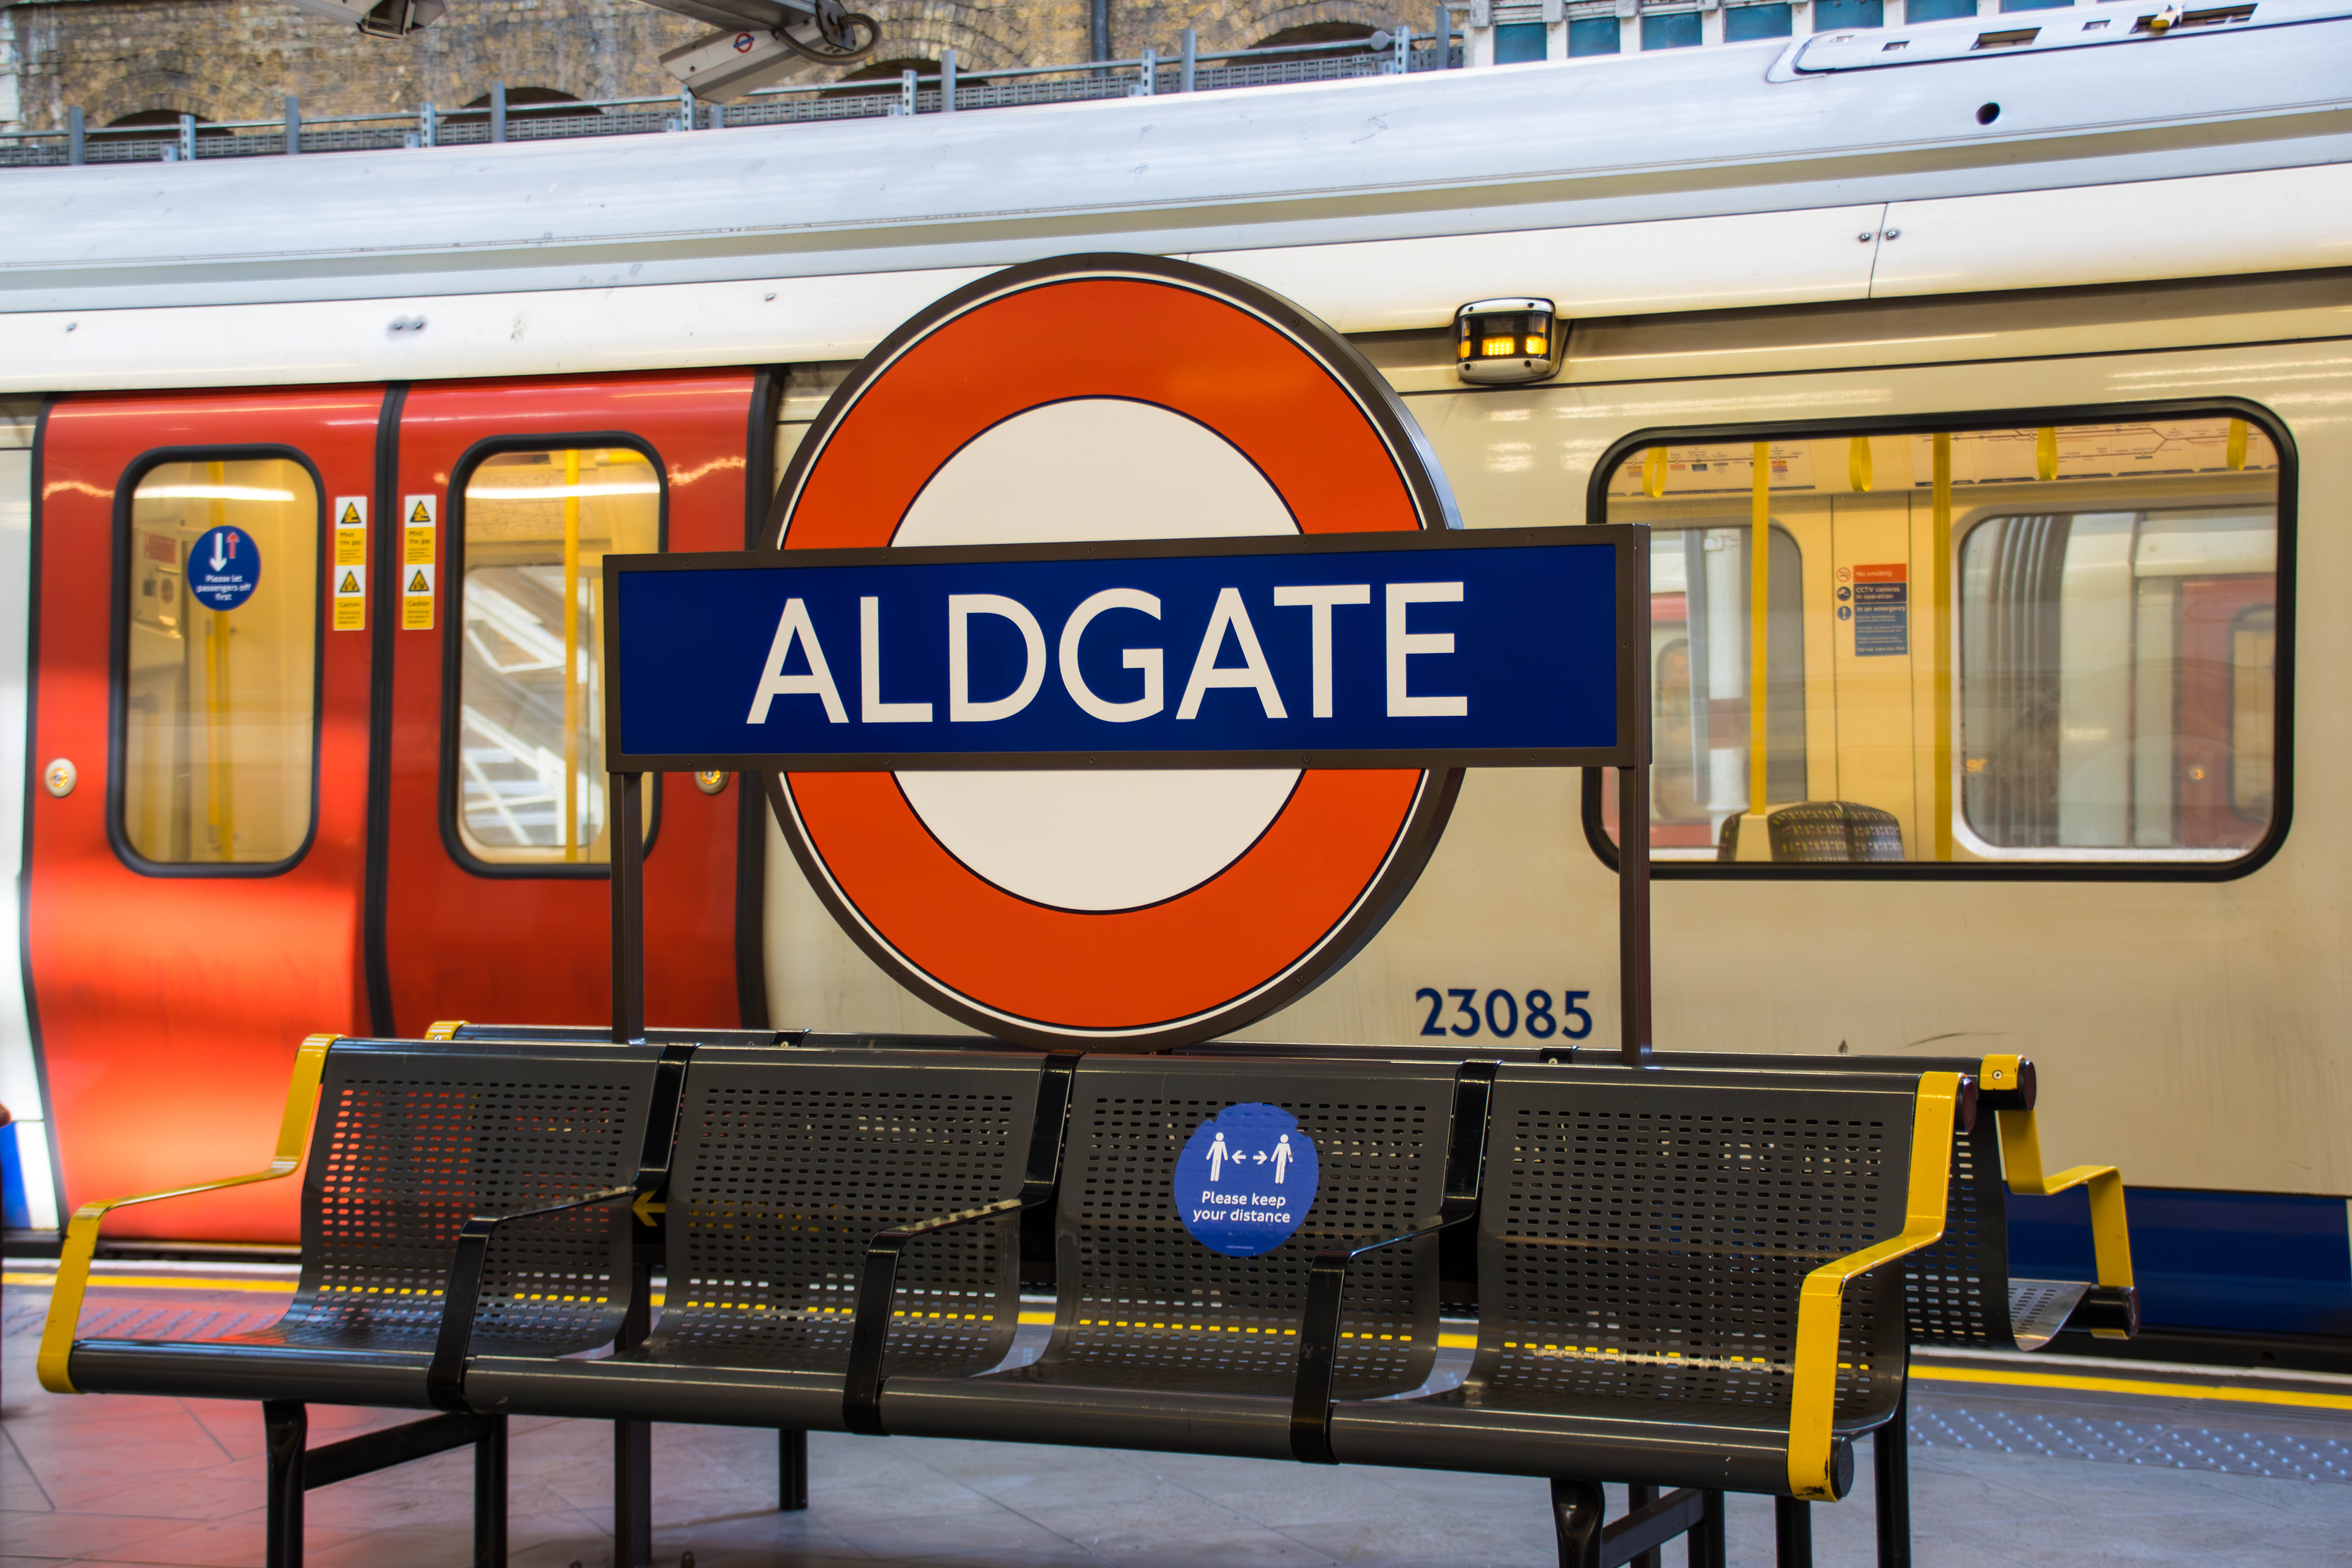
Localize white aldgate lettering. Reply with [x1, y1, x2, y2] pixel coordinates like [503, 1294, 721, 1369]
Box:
[948, 594, 1047, 722]
[1386, 582, 1468, 718]
[1059, 588, 1164, 722]
[1176, 588, 1287, 721]
[1270, 584, 1370, 718]
[745, 597, 848, 724]
[860, 597, 934, 724]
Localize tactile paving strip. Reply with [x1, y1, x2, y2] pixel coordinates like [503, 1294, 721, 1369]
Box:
[1914, 1404, 2352, 1484]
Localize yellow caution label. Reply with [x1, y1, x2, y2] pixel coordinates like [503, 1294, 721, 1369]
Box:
[334, 495, 368, 530]
[332, 559, 366, 632]
[403, 526, 435, 566]
[334, 529, 367, 567]
[402, 562, 436, 631]
[405, 494, 436, 527]
[410, 499, 431, 524]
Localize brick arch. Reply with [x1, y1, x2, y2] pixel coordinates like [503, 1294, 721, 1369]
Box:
[90, 66, 236, 127]
[1231, 0, 1406, 47]
[819, 0, 1066, 74]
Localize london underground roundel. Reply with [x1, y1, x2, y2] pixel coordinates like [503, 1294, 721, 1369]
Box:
[763, 253, 1463, 1050]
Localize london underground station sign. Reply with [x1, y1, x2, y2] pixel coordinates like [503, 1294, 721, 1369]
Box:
[604, 255, 1646, 1050]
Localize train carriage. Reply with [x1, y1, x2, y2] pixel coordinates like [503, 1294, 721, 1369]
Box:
[2, 0, 2349, 1356]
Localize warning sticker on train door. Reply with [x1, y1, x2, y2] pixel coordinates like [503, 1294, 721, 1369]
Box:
[1851, 563, 1908, 656]
[332, 497, 367, 630]
[402, 565, 436, 631]
[401, 495, 436, 630]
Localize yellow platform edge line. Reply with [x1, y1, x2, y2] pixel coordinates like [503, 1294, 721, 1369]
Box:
[1913, 1364, 2352, 1412]
[6, 1272, 294, 1293]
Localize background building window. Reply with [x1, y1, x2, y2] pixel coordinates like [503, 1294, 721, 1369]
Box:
[1724, 4, 1794, 40]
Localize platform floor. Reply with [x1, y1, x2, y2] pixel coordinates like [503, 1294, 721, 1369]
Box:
[6, 1263, 2351, 1567]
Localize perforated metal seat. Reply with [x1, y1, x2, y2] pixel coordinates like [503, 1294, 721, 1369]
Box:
[881, 1055, 1460, 1461]
[1327, 1065, 1944, 1499]
[66, 1038, 667, 1407]
[463, 1045, 1046, 1428]
[1179, 1039, 2134, 1353]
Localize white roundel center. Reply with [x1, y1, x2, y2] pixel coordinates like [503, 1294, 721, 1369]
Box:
[891, 397, 1302, 913]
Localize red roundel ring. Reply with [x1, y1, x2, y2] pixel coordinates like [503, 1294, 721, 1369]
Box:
[761, 253, 1463, 1050]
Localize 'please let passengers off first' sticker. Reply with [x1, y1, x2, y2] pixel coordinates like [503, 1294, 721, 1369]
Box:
[1173, 1103, 1320, 1257]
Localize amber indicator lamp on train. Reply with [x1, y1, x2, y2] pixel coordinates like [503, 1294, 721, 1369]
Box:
[1454, 296, 1565, 385]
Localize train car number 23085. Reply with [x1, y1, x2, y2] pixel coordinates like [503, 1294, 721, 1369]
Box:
[1414, 987, 1592, 1040]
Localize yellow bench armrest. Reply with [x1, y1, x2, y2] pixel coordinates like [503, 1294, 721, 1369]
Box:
[1785, 1070, 1961, 1500]
[36, 1033, 336, 1395]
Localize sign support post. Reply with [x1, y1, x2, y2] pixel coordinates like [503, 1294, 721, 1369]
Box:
[1616, 526, 1652, 1069]
[610, 771, 647, 1047]
[1617, 756, 1651, 1068]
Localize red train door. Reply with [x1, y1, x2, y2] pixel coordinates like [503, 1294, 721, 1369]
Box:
[28, 388, 385, 1239]
[382, 372, 762, 1034]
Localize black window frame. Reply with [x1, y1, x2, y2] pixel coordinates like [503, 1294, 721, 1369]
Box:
[1580, 396, 2296, 881]
[440, 430, 667, 880]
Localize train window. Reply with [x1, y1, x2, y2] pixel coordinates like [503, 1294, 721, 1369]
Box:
[119, 457, 319, 868]
[1648, 524, 1807, 849]
[1595, 415, 2282, 870]
[455, 447, 659, 866]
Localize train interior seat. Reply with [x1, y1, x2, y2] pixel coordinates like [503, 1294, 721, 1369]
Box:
[1717, 801, 1908, 863]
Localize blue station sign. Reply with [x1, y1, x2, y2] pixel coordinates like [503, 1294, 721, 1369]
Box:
[604, 528, 1645, 773]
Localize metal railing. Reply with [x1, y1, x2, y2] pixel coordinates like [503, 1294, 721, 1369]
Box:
[0, 26, 1469, 169]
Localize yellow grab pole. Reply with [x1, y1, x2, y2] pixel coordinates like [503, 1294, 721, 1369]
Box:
[1932, 433, 1955, 862]
[562, 449, 581, 861]
[1848, 435, 1873, 494]
[1749, 441, 1770, 817]
[2035, 426, 2058, 483]
[2226, 417, 2249, 471]
[204, 462, 234, 861]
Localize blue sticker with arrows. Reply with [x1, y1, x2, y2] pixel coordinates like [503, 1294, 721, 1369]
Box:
[1173, 1102, 1319, 1257]
[187, 526, 262, 612]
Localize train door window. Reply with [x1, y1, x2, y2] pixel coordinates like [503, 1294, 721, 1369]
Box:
[454, 446, 659, 866]
[119, 457, 320, 868]
[1595, 414, 2283, 871]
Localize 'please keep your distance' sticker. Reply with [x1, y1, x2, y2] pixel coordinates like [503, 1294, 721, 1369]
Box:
[1174, 1102, 1320, 1257]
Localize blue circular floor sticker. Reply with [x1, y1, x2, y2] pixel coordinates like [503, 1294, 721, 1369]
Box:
[187, 526, 261, 612]
[1174, 1102, 1319, 1257]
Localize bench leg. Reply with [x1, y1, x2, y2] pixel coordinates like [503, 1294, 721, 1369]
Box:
[1875, 1383, 1911, 1568]
[1550, 1478, 1606, 1568]
[615, 1419, 653, 1568]
[1625, 1483, 1661, 1568]
[1687, 1491, 1725, 1568]
[1773, 1497, 1814, 1568]
[263, 1401, 307, 1568]
[473, 1414, 508, 1568]
[780, 1428, 808, 1512]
